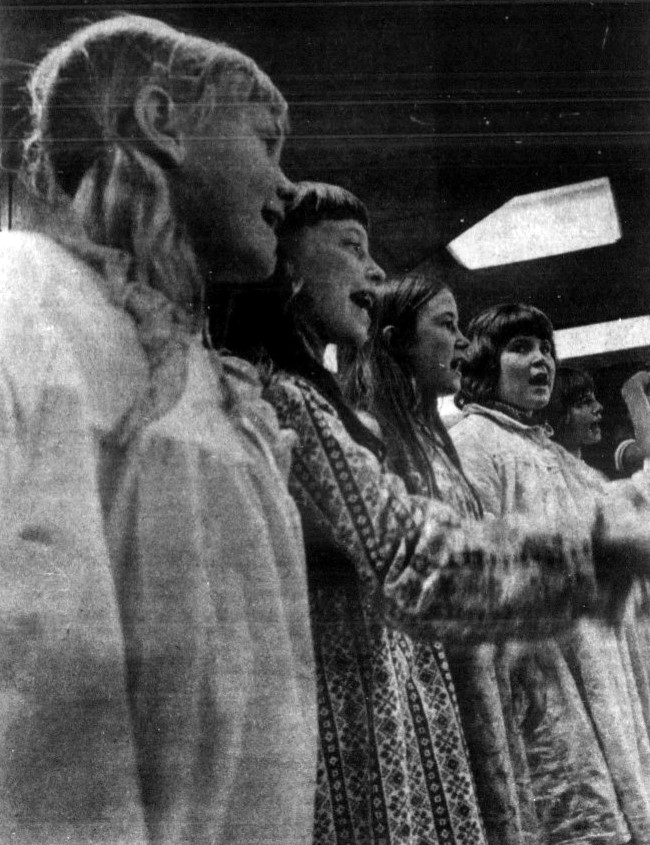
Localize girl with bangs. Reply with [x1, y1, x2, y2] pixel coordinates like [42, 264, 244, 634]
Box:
[218, 182, 649, 845]
[452, 303, 650, 845]
[547, 366, 603, 459]
[0, 15, 314, 845]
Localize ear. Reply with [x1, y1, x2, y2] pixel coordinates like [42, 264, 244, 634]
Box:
[133, 84, 186, 166]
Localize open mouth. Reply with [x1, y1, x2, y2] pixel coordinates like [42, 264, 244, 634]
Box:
[350, 290, 376, 315]
[261, 207, 283, 231]
[529, 372, 550, 387]
[450, 358, 464, 373]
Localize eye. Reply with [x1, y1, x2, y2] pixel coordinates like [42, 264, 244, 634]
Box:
[540, 341, 553, 356]
[344, 239, 365, 257]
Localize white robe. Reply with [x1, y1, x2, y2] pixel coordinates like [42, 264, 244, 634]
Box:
[0, 231, 316, 845]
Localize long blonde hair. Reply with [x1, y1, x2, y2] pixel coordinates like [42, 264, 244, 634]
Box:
[22, 14, 288, 314]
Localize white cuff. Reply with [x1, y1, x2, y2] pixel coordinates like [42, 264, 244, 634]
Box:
[614, 438, 637, 472]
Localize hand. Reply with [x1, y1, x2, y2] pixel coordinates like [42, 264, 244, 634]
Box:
[621, 371, 650, 457]
[621, 370, 650, 403]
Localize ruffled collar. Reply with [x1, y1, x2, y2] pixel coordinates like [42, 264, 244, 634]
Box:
[463, 400, 555, 439]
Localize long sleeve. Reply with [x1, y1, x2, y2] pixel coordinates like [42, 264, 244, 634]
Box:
[0, 276, 148, 843]
[266, 375, 600, 642]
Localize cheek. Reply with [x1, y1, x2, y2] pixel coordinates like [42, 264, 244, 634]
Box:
[303, 276, 346, 324]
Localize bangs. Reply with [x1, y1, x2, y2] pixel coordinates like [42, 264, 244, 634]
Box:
[556, 367, 595, 406]
[283, 181, 369, 232]
[486, 304, 555, 350]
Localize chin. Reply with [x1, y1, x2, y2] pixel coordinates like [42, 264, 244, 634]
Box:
[437, 377, 460, 396]
[248, 249, 278, 284]
[528, 393, 551, 411]
[347, 325, 370, 349]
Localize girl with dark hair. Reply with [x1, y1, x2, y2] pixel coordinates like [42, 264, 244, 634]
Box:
[547, 366, 603, 457]
[356, 272, 476, 504]
[0, 15, 315, 845]
[353, 277, 547, 845]
[452, 303, 650, 845]
[222, 181, 646, 845]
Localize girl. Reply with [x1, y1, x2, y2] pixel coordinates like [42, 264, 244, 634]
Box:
[355, 274, 542, 845]
[221, 181, 637, 845]
[452, 303, 650, 845]
[0, 15, 313, 845]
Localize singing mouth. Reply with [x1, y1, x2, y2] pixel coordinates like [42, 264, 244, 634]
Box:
[529, 372, 550, 387]
[350, 290, 376, 315]
[261, 207, 284, 231]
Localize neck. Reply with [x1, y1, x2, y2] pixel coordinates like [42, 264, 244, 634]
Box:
[562, 441, 582, 459]
[297, 322, 328, 365]
[486, 397, 544, 426]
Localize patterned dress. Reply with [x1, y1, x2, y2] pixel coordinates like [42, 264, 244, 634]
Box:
[266, 372, 602, 845]
[385, 425, 542, 845]
[452, 404, 650, 845]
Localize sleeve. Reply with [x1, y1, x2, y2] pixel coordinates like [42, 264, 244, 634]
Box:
[266, 376, 601, 642]
[0, 267, 147, 843]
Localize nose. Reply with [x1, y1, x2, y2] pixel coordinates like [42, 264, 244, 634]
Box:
[366, 257, 386, 285]
[456, 330, 469, 351]
[593, 399, 603, 415]
[532, 348, 550, 367]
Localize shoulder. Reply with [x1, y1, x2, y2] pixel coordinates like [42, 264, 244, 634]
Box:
[0, 230, 117, 326]
[0, 231, 146, 426]
[451, 408, 501, 445]
[265, 372, 336, 422]
[0, 230, 87, 293]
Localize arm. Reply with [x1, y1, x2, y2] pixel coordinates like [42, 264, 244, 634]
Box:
[0, 243, 147, 843]
[267, 376, 601, 641]
[622, 371, 650, 458]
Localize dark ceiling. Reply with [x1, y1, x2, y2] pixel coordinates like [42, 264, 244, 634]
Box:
[2, 0, 650, 334]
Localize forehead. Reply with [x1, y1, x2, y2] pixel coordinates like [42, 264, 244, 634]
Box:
[302, 218, 368, 245]
[503, 333, 547, 346]
[420, 288, 457, 317]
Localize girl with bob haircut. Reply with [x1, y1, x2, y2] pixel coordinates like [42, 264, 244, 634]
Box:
[457, 302, 556, 413]
[0, 14, 315, 845]
[546, 365, 603, 457]
[220, 181, 646, 845]
[452, 302, 650, 845]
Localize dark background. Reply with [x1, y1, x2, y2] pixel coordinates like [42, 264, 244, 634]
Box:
[2, 0, 650, 472]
